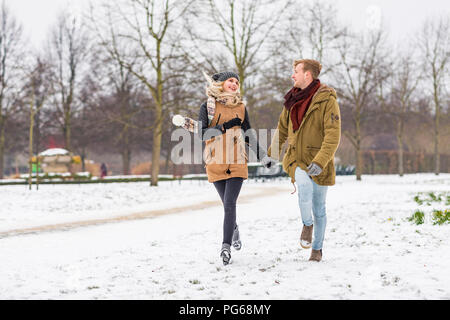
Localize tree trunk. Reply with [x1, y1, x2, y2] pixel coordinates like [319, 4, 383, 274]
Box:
[81, 147, 86, 172]
[122, 148, 131, 175]
[0, 120, 5, 179]
[150, 60, 163, 186]
[64, 113, 72, 174]
[151, 114, 162, 186]
[433, 79, 440, 175]
[238, 67, 245, 97]
[356, 145, 362, 181]
[434, 112, 440, 175]
[28, 111, 35, 190]
[397, 120, 404, 177]
[398, 141, 404, 177]
[355, 119, 362, 181]
[121, 127, 131, 175]
[34, 110, 41, 154]
[64, 114, 71, 152]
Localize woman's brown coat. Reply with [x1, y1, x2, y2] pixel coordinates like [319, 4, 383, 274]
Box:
[204, 102, 248, 183]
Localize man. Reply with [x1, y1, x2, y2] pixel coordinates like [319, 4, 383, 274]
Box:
[267, 59, 341, 262]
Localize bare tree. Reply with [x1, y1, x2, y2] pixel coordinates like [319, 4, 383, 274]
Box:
[25, 58, 52, 189]
[379, 55, 419, 176]
[186, 0, 292, 97]
[91, 0, 193, 186]
[284, 0, 346, 77]
[85, 64, 145, 175]
[333, 29, 390, 180]
[97, 52, 146, 176]
[48, 11, 89, 155]
[0, 2, 26, 179]
[257, 0, 346, 130]
[71, 74, 103, 173]
[417, 15, 450, 175]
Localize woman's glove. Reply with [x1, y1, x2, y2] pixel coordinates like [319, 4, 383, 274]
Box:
[222, 117, 242, 131]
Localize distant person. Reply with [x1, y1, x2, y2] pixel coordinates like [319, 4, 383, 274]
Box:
[198, 71, 275, 265]
[100, 163, 108, 179]
[268, 59, 341, 262]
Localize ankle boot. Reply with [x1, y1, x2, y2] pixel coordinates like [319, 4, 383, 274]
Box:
[220, 243, 231, 265]
[232, 225, 241, 250]
[309, 249, 322, 262]
[300, 224, 313, 249]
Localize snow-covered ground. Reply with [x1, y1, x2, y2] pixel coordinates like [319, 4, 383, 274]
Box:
[0, 173, 449, 299]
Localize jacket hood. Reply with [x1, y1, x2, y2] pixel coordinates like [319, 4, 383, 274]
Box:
[312, 84, 337, 103]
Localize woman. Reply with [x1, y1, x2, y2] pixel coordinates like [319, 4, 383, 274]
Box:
[198, 71, 275, 265]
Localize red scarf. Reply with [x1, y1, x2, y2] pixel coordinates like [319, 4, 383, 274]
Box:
[284, 79, 321, 131]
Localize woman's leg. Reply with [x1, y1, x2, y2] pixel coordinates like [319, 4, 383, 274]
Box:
[222, 177, 244, 245]
[213, 179, 226, 204]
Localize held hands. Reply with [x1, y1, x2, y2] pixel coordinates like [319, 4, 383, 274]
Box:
[222, 117, 242, 131]
[307, 162, 322, 176]
[261, 155, 277, 169]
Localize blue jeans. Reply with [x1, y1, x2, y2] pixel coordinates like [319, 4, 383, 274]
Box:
[295, 167, 328, 250]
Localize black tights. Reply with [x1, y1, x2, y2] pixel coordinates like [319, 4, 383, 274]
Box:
[213, 177, 244, 245]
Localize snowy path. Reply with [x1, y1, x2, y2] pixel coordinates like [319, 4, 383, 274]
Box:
[0, 174, 449, 299]
[0, 184, 287, 239]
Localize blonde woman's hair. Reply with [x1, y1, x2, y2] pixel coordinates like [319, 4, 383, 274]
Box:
[203, 72, 244, 107]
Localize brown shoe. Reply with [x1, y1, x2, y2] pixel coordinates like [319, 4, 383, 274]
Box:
[300, 224, 313, 249]
[309, 249, 322, 262]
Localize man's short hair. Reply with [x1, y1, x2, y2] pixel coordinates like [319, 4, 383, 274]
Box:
[293, 59, 322, 79]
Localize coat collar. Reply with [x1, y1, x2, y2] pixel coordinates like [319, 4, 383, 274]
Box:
[296, 84, 336, 132]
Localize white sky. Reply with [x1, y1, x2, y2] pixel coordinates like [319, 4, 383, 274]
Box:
[5, 0, 90, 50]
[5, 0, 450, 50]
[335, 0, 450, 41]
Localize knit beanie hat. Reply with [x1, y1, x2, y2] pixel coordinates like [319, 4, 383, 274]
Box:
[212, 71, 240, 82]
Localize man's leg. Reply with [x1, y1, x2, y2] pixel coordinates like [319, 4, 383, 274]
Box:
[295, 167, 315, 248]
[311, 182, 328, 251]
[295, 167, 314, 227]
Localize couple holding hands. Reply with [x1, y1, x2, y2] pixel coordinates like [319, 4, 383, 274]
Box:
[197, 59, 341, 265]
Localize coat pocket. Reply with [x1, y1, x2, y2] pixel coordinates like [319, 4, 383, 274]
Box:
[306, 145, 321, 160]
